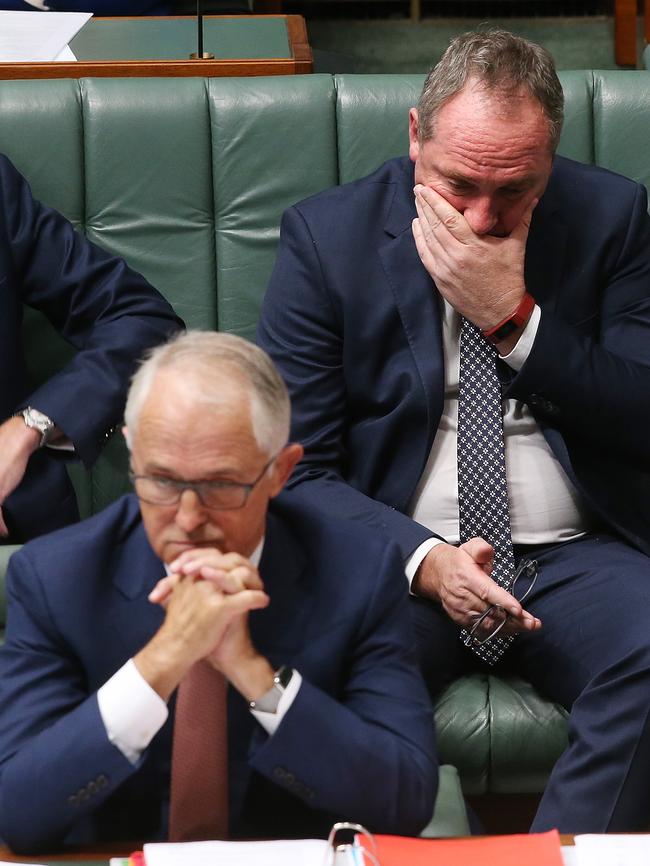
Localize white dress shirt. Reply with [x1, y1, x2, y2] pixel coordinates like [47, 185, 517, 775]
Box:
[405, 300, 591, 585]
[98, 539, 302, 764]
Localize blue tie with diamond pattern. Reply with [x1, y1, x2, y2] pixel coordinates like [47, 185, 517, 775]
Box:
[457, 317, 516, 664]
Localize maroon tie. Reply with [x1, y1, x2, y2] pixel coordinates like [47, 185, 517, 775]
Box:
[168, 660, 229, 842]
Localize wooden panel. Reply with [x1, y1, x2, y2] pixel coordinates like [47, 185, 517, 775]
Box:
[0, 15, 312, 80]
[614, 0, 638, 67]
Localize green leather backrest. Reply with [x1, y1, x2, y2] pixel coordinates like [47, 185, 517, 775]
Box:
[0, 547, 20, 639]
[0, 71, 649, 517]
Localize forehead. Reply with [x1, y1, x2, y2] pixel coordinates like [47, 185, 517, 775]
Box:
[132, 370, 261, 471]
[427, 82, 551, 177]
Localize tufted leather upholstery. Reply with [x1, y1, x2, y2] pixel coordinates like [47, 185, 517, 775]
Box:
[0, 70, 648, 797]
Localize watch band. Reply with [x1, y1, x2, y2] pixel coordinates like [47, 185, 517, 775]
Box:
[482, 292, 536, 345]
[16, 407, 55, 448]
[248, 665, 293, 714]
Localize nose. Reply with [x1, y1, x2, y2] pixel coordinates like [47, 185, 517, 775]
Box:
[462, 197, 499, 236]
[174, 488, 209, 534]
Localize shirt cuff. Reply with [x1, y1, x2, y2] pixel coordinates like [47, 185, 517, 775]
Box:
[405, 537, 445, 592]
[250, 669, 302, 736]
[499, 303, 541, 371]
[97, 659, 169, 765]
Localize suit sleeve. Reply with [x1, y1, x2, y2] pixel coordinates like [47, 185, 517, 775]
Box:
[511, 181, 650, 464]
[258, 205, 437, 560]
[0, 553, 140, 853]
[247, 541, 438, 835]
[1, 155, 183, 466]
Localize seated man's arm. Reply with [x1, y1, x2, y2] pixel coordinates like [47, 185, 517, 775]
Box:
[509, 180, 650, 462]
[247, 539, 438, 836]
[2, 154, 183, 468]
[258, 205, 439, 562]
[0, 553, 144, 853]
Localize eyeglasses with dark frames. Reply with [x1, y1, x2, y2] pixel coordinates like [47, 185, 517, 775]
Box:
[130, 454, 278, 511]
[464, 558, 539, 648]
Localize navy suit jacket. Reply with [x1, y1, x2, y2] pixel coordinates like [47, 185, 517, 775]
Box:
[0, 155, 182, 541]
[0, 493, 437, 853]
[258, 156, 650, 559]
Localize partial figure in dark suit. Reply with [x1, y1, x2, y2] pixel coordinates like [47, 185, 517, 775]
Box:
[0, 331, 437, 854]
[0, 155, 183, 542]
[258, 29, 650, 833]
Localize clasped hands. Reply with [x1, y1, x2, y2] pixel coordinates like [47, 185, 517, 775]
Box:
[413, 539, 541, 638]
[411, 183, 535, 331]
[135, 549, 274, 702]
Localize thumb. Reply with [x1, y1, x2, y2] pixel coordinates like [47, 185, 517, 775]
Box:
[509, 197, 538, 246]
[460, 537, 494, 571]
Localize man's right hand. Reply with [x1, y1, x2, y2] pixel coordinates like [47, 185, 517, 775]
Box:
[0, 416, 41, 537]
[412, 538, 541, 635]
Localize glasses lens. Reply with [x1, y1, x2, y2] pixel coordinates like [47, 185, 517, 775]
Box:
[512, 559, 538, 604]
[134, 476, 179, 505]
[200, 483, 248, 510]
[465, 604, 508, 646]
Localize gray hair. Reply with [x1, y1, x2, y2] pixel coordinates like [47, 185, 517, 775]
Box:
[417, 28, 564, 152]
[125, 330, 291, 456]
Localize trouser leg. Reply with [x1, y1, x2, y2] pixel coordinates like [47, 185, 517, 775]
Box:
[511, 534, 650, 833]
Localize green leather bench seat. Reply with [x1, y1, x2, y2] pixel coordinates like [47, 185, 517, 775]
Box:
[0, 70, 649, 798]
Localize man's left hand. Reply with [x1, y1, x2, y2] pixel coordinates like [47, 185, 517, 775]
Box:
[412, 184, 535, 330]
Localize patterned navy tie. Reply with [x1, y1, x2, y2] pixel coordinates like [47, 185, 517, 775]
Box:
[457, 317, 516, 664]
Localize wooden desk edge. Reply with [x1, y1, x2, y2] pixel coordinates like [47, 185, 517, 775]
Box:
[0, 14, 313, 79]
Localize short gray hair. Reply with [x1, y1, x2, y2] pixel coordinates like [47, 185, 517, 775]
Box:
[417, 28, 564, 152]
[125, 331, 291, 456]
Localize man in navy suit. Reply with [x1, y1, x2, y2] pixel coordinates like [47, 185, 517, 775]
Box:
[0, 331, 437, 854]
[0, 155, 182, 542]
[257, 30, 650, 832]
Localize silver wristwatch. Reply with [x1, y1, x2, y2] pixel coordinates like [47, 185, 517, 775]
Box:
[248, 665, 293, 714]
[17, 407, 56, 448]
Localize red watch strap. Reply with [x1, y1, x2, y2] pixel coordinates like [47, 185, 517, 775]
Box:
[482, 292, 536, 345]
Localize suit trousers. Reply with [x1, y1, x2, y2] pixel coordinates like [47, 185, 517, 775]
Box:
[410, 532, 650, 833]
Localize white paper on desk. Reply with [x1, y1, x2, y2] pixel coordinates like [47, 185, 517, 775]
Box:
[53, 44, 77, 62]
[574, 833, 650, 866]
[0, 11, 91, 63]
[144, 838, 334, 866]
[561, 845, 580, 866]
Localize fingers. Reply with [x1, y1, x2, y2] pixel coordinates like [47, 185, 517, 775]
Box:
[148, 574, 177, 604]
[414, 184, 473, 244]
[0, 507, 8, 538]
[168, 549, 264, 593]
[508, 196, 538, 245]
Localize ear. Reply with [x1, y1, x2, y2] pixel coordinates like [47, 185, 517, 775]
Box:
[268, 443, 304, 498]
[122, 425, 132, 451]
[408, 108, 420, 164]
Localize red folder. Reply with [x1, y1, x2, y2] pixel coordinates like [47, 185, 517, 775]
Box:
[372, 829, 563, 866]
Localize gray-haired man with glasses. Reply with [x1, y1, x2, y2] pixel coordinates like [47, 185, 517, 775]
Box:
[0, 331, 437, 854]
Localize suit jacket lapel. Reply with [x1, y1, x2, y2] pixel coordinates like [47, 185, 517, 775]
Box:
[249, 507, 312, 666]
[108, 517, 166, 661]
[524, 166, 569, 316]
[378, 159, 444, 444]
